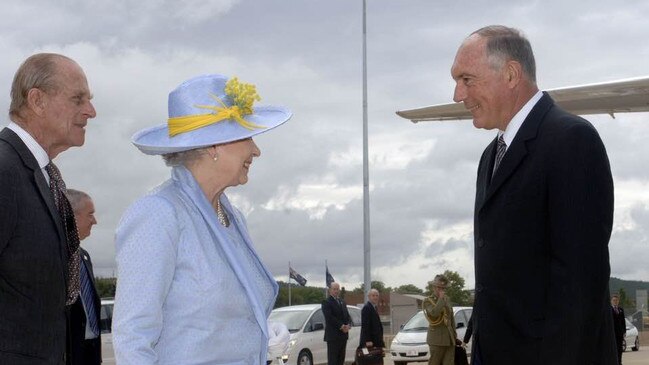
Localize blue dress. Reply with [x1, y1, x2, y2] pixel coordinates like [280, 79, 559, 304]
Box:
[113, 166, 278, 365]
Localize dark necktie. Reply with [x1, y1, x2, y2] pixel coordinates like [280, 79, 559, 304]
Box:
[493, 134, 507, 175]
[45, 162, 81, 305]
[80, 260, 100, 336]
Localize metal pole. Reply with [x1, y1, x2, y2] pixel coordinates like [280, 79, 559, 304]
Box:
[288, 261, 292, 306]
[362, 0, 371, 301]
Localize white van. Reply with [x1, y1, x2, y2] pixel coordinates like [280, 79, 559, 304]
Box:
[269, 303, 362, 365]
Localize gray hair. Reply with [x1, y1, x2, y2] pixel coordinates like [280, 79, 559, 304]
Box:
[66, 189, 91, 212]
[9, 53, 73, 121]
[472, 25, 537, 84]
[162, 148, 207, 167]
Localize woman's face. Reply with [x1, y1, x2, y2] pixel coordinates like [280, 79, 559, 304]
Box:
[214, 137, 261, 187]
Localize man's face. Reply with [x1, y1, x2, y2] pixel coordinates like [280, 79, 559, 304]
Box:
[39, 59, 96, 156]
[451, 35, 511, 130]
[611, 297, 620, 306]
[74, 197, 97, 241]
[329, 284, 340, 298]
[368, 290, 379, 306]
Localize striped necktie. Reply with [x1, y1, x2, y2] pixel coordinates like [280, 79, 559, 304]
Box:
[80, 260, 100, 336]
[45, 162, 81, 305]
[493, 134, 507, 175]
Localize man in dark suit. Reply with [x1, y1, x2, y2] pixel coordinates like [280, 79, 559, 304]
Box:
[360, 289, 384, 351]
[66, 189, 101, 365]
[611, 295, 626, 365]
[322, 282, 351, 365]
[451, 25, 617, 365]
[0, 53, 96, 364]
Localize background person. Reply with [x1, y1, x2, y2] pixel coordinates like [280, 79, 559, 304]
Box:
[66, 189, 101, 365]
[451, 25, 617, 364]
[423, 275, 456, 365]
[112, 74, 291, 365]
[611, 295, 626, 365]
[360, 289, 384, 350]
[322, 282, 351, 365]
[359, 288, 384, 364]
[0, 53, 96, 364]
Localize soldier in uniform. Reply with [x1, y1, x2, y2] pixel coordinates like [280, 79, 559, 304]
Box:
[423, 274, 457, 365]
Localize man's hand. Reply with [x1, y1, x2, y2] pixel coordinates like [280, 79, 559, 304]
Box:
[365, 341, 373, 348]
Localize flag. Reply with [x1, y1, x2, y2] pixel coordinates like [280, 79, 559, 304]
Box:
[326, 265, 335, 288]
[289, 267, 307, 286]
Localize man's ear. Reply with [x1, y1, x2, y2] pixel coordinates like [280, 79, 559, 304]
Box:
[26, 88, 47, 116]
[506, 60, 523, 87]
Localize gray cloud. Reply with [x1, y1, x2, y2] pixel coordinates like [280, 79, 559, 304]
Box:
[1, 0, 648, 290]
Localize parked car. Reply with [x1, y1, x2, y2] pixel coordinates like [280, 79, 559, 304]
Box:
[390, 306, 472, 365]
[268, 303, 362, 365]
[623, 318, 640, 352]
[100, 298, 115, 364]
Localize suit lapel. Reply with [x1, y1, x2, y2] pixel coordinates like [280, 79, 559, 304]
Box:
[476, 137, 497, 211]
[479, 93, 554, 212]
[0, 129, 66, 245]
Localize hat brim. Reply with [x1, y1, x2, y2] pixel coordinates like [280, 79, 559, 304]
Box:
[132, 106, 292, 155]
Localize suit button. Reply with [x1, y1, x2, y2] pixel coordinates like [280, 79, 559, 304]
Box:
[477, 239, 485, 247]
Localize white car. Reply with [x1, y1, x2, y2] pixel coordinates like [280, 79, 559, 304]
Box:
[623, 318, 640, 352]
[268, 303, 362, 365]
[390, 307, 472, 365]
[100, 298, 115, 365]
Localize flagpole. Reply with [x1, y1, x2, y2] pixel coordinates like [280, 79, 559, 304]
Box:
[324, 260, 328, 299]
[288, 261, 292, 306]
[361, 0, 371, 301]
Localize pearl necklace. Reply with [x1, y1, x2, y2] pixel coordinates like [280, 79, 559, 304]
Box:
[216, 199, 230, 227]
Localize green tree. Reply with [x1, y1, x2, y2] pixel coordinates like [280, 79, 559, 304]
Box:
[95, 277, 117, 298]
[425, 270, 472, 306]
[352, 281, 391, 294]
[395, 284, 424, 294]
[274, 281, 329, 308]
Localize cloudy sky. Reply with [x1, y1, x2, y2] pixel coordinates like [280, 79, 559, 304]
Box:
[2, 0, 648, 291]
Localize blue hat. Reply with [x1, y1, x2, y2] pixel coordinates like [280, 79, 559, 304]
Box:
[132, 74, 292, 155]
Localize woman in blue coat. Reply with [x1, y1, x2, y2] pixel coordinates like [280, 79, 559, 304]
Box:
[113, 74, 291, 365]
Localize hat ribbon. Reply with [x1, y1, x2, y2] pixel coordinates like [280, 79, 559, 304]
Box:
[167, 93, 265, 137]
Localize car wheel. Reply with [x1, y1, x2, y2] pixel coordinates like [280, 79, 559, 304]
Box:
[622, 339, 627, 352]
[633, 336, 640, 351]
[297, 350, 313, 365]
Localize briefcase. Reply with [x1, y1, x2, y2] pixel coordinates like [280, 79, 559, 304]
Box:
[354, 346, 384, 365]
[454, 345, 469, 365]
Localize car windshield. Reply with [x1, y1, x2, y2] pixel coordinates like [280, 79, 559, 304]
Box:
[269, 309, 312, 333]
[402, 311, 429, 332]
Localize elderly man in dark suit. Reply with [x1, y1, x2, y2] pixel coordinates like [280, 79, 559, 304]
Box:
[360, 288, 384, 364]
[611, 294, 626, 365]
[451, 25, 617, 365]
[322, 282, 351, 365]
[0, 53, 96, 364]
[360, 289, 384, 349]
[66, 189, 101, 365]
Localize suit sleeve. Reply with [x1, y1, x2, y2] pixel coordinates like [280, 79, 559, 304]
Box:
[113, 196, 180, 365]
[0, 165, 17, 255]
[546, 121, 614, 346]
[360, 305, 371, 346]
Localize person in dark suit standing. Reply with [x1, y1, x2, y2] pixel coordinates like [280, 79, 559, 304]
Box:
[0, 53, 96, 364]
[451, 25, 617, 365]
[322, 282, 351, 365]
[66, 189, 101, 365]
[360, 289, 384, 350]
[611, 295, 626, 365]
